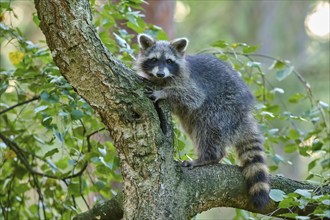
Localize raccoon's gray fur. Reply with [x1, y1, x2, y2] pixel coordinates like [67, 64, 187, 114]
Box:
[135, 34, 270, 210]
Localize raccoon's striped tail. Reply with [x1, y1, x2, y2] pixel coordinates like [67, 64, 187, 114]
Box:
[236, 137, 270, 210]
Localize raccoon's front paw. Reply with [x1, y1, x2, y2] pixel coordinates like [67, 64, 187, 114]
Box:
[145, 88, 165, 102]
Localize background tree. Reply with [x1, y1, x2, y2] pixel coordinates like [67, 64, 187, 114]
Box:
[0, 0, 329, 219]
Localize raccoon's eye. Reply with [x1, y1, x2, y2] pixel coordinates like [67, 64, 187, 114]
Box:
[151, 58, 158, 62]
[166, 59, 173, 64]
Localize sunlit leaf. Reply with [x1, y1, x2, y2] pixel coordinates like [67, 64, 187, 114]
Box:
[34, 105, 48, 113]
[276, 66, 294, 81]
[212, 40, 229, 48]
[295, 189, 312, 198]
[53, 130, 64, 143]
[288, 93, 305, 103]
[243, 45, 258, 53]
[9, 51, 24, 65]
[269, 189, 286, 202]
[44, 148, 59, 158]
[71, 109, 84, 120]
[321, 158, 330, 169]
[284, 144, 297, 153]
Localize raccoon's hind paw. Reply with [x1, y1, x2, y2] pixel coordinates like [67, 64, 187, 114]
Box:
[181, 160, 195, 169]
[182, 159, 219, 169]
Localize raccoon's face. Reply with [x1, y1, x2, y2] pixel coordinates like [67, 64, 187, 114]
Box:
[141, 50, 180, 78]
[136, 34, 188, 80]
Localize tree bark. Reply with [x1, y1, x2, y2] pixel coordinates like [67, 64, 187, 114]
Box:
[34, 0, 329, 219]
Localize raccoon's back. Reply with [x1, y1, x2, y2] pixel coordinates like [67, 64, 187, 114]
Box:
[185, 54, 254, 110]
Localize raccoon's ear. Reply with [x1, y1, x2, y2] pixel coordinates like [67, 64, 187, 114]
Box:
[137, 34, 155, 50]
[171, 38, 189, 55]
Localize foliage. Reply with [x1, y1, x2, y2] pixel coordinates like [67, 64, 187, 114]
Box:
[91, 0, 167, 64]
[0, 0, 329, 219]
[269, 189, 330, 219]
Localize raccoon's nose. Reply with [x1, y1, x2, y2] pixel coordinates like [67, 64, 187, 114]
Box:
[156, 72, 165, 78]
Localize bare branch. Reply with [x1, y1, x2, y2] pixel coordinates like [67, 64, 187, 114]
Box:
[73, 192, 124, 220]
[73, 164, 330, 220]
[0, 95, 39, 115]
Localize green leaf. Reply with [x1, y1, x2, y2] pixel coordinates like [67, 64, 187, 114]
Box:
[268, 165, 278, 171]
[40, 91, 59, 103]
[40, 91, 49, 100]
[71, 109, 84, 120]
[312, 141, 323, 151]
[0, 80, 8, 95]
[68, 182, 80, 195]
[276, 66, 294, 81]
[271, 87, 285, 94]
[217, 54, 228, 61]
[32, 12, 40, 27]
[113, 33, 128, 48]
[211, 40, 229, 48]
[269, 189, 286, 202]
[279, 213, 297, 218]
[94, 180, 106, 190]
[42, 116, 52, 127]
[308, 160, 317, 171]
[269, 60, 289, 70]
[272, 154, 285, 164]
[53, 130, 64, 143]
[56, 157, 69, 170]
[44, 148, 59, 158]
[288, 93, 305, 103]
[294, 189, 312, 198]
[299, 146, 310, 157]
[296, 216, 310, 220]
[15, 165, 28, 179]
[243, 45, 258, 53]
[177, 139, 186, 151]
[246, 61, 261, 68]
[73, 126, 85, 138]
[319, 100, 329, 109]
[278, 196, 294, 208]
[46, 158, 58, 171]
[288, 129, 300, 139]
[284, 143, 297, 153]
[322, 200, 330, 205]
[321, 158, 330, 169]
[34, 105, 48, 113]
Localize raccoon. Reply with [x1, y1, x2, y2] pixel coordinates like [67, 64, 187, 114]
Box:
[135, 34, 270, 210]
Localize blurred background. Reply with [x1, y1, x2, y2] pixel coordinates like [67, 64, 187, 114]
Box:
[2, 0, 329, 106]
[175, 0, 329, 104]
[1, 0, 329, 219]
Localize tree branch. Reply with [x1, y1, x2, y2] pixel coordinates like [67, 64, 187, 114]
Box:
[183, 164, 330, 217]
[34, 0, 176, 219]
[0, 95, 39, 115]
[0, 133, 89, 181]
[73, 192, 124, 220]
[73, 164, 330, 219]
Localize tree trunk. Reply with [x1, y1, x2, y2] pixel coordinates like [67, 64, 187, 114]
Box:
[34, 1, 330, 219]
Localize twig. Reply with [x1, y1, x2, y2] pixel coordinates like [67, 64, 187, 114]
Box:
[0, 133, 89, 180]
[0, 96, 40, 115]
[79, 175, 90, 210]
